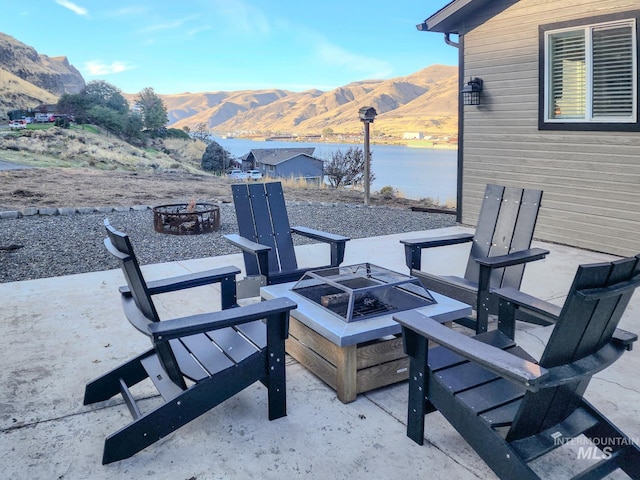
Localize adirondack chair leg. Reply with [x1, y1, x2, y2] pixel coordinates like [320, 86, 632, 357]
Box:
[219, 275, 238, 309]
[102, 358, 265, 464]
[404, 243, 422, 271]
[330, 241, 347, 267]
[84, 349, 154, 405]
[475, 264, 492, 334]
[403, 328, 430, 445]
[264, 312, 288, 420]
[497, 295, 517, 340]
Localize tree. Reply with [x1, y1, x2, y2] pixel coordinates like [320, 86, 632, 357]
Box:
[322, 127, 334, 137]
[87, 105, 126, 134]
[324, 146, 375, 188]
[192, 122, 212, 144]
[201, 140, 232, 172]
[123, 112, 144, 143]
[82, 80, 129, 114]
[57, 93, 89, 124]
[136, 87, 168, 131]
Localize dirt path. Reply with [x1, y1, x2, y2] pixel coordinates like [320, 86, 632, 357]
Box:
[0, 167, 437, 211]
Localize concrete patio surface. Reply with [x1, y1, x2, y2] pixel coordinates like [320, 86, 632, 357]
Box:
[1, 226, 639, 479]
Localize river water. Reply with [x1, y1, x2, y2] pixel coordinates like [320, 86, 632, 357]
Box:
[215, 137, 458, 204]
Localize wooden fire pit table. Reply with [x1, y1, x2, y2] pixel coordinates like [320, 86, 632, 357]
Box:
[260, 267, 471, 403]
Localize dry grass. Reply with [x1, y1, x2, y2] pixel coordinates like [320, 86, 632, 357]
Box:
[0, 127, 455, 211]
[0, 127, 204, 173]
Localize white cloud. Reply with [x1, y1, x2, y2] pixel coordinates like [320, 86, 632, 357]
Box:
[205, 0, 270, 35]
[140, 15, 199, 34]
[55, 0, 88, 16]
[84, 61, 132, 76]
[106, 6, 149, 17]
[314, 40, 393, 79]
[187, 25, 212, 37]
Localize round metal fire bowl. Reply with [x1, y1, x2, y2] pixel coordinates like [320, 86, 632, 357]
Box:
[152, 203, 220, 235]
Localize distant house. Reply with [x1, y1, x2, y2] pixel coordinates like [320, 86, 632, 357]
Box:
[403, 132, 424, 140]
[419, 0, 640, 257]
[243, 148, 324, 181]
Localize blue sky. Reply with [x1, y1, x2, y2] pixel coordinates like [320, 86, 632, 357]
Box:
[2, 0, 456, 95]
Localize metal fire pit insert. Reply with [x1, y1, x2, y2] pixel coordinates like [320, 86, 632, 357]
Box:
[153, 203, 220, 235]
[291, 263, 436, 323]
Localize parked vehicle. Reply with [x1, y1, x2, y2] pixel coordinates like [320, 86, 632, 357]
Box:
[226, 169, 248, 180]
[247, 170, 263, 180]
[9, 120, 26, 130]
[35, 113, 54, 123]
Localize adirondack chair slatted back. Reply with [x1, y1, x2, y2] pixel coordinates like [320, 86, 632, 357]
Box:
[104, 219, 186, 387]
[104, 219, 160, 327]
[465, 184, 542, 290]
[507, 256, 640, 441]
[232, 182, 297, 277]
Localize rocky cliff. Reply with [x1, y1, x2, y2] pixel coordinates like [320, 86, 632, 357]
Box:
[0, 32, 85, 117]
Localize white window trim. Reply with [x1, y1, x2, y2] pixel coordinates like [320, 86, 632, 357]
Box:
[544, 18, 637, 124]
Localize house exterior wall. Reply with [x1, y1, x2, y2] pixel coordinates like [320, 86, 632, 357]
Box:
[459, 0, 640, 256]
[260, 155, 324, 180]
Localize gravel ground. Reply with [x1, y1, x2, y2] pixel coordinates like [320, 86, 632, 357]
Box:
[0, 202, 456, 283]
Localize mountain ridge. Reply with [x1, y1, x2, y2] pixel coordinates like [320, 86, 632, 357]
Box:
[0, 32, 457, 138]
[160, 63, 458, 137]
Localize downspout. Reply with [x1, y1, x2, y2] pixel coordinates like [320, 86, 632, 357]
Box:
[442, 33, 464, 224]
[444, 32, 459, 48]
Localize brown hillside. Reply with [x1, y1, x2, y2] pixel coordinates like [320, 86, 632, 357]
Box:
[1, 31, 457, 138]
[0, 69, 58, 117]
[165, 65, 458, 137]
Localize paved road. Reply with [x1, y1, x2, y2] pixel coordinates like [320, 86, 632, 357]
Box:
[0, 160, 33, 171]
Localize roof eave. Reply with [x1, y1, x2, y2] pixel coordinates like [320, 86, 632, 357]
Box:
[419, 0, 493, 34]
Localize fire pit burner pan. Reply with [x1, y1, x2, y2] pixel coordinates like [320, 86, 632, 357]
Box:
[291, 263, 436, 323]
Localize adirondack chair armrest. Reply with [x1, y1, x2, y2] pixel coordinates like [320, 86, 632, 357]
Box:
[223, 233, 271, 255]
[401, 233, 474, 270]
[291, 226, 350, 266]
[475, 248, 549, 269]
[148, 297, 297, 342]
[119, 266, 240, 297]
[494, 286, 562, 322]
[613, 328, 638, 350]
[291, 226, 349, 243]
[395, 309, 548, 389]
[538, 338, 635, 388]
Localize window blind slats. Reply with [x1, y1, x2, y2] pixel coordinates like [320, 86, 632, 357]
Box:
[549, 31, 585, 118]
[592, 25, 634, 117]
[546, 19, 636, 122]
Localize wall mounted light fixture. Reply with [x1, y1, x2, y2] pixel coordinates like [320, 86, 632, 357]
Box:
[461, 77, 483, 106]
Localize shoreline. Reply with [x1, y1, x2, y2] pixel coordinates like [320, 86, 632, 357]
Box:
[217, 135, 458, 150]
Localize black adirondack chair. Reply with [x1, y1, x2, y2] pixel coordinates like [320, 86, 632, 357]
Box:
[401, 184, 549, 334]
[225, 182, 350, 296]
[84, 219, 297, 464]
[395, 255, 640, 480]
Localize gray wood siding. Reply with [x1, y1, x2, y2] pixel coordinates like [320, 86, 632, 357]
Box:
[266, 155, 324, 179]
[460, 0, 640, 256]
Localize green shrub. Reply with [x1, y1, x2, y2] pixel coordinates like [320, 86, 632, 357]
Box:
[379, 186, 396, 199]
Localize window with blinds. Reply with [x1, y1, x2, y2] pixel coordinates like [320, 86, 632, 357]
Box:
[545, 19, 636, 123]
